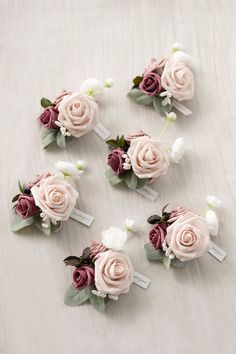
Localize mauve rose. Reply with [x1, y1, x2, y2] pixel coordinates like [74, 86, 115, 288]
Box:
[166, 212, 210, 262]
[149, 223, 167, 250]
[139, 72, 162, 96]
[39, 107, 58, 129]
[15, 195, 39, 219]
[107, 148, 125, 176]
[89, 241, 106, 261]
[168, 206, 188, 224]
[144, 57, 168, 76]
[73, 265, 95, 289]
[27, 173, 51, 189]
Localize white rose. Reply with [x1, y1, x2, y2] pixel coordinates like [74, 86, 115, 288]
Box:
[206, 196, 221, 209]
[170, 137, 185, 163]
[102, 227, 127, 250]
[55, 161, 85, 179]
[205, 210, 219, 236]
[172, 51, 194, 69]
[125, 218, 137, 232]
[80, 78, 104, 101]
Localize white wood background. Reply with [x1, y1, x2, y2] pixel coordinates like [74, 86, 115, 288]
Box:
[1, 0, 236, 353]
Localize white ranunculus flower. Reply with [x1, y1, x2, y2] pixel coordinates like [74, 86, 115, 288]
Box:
[172, 50, 194, 69]
[205, 210, 219, 236]
[55, 161, 85, 179]
[102, 227, 127, 250]
[125, 218, 137, 232]
[76, 160, 86, 171]
[170, 137, 185, 163]
[206, 195, 222, 209]
[80, 78, 104, 101]
[172, 42, 184, 52]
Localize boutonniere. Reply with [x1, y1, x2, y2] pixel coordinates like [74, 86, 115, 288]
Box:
[64, 220, 138, 312]
[11, 160, 93, 235]
[128, 43, 194, 116]
[38, 78, 114, 148]
[145, 196, 224, 269]
[105, 112, 184, 196]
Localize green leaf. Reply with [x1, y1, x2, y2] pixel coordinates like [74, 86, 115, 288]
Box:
[106, 139, 119, 148]
[135, 94, 153, 106]
[12, 194, 21, 203]
[41, 97, 52, 108]
[153, 96, 172, 116]
[144, 243, 166, 261]
[65, 135, 74, 146]
[133, 76, 143, 86]
[118, 135, 125, 148]
[51, 221, 62, 233]
[163, 256, 171, 270]
[127, 88, 143, 100]
[64, 284, 90, 306]
[88, 287, 106, 312]
[18, 180, 25, 193]
[105, 169, 124, 186]
[34, 216, 51, 236]
[124, 171, 138, 189]
[171, 258, 187, 269]
[56, 131, 67, 148]
[136, 177, 149, 189]
[11, 214, 34, 232]
[41, 128, 57, 148]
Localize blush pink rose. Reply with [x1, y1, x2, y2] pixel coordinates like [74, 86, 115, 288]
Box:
[89, 241, 106, 261]
[54, 90, 72, 109]
[39, 107, 58, 129]
[127, 136, 169, 179]
[107, 148, 125, 176]
[31, 174, 78, 222]
[139, 72, 162, 96]
[15, 195, 39, 219]
[165, 211, 210, 262]
[57, 92, 98, 138]
[27, 173, 51, 189]
[168, 206, 189, 223]
[73, 265, 95, 289]
[95, 250, 133, 296]
[144, 57, 168, 76]
[149, 223, 167, 250]
[161, 59, 194, 101]
[125, 131, 150, 143]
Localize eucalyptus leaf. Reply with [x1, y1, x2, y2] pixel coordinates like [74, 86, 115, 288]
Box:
[88, 287, 106, 312]
[41, 97, 52, 108]
[124, 171, 138, 190]
[135, 94, 153, 106]
[41, 128, 57, 148]
[65, 135, 74, 146]
[153, 96, 172, 116]
[34, 216, 51, 236]
[136, 177, 149, 189]
[51, 221, 62, 233]
[144, 243, 165, 261]
[171, 258, 187, 269]
[11, 214, 34, 232]
[12, 194, 21, 203]
[64, 284, 89, 306]
[56, 131, 67, 148]
[105, 169, 124, 186]
[127, 88, 143, 100]
[163, 256, 171, 270]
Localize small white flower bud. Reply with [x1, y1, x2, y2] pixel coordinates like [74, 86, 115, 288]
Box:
[206, 195, 221, 209]
[104, 78, 114, 88]
[172, 42, 184, 52]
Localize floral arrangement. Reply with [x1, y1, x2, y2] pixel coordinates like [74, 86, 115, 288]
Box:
[38, 78, 114, 148]
[144, 196, 221, 269]
[64, 219, 136, 311]
[11, 161, 86, 235]
[127, 43, 194, 116]
[105, 112, 184, 190]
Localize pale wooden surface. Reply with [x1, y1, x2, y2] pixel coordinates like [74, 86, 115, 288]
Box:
[1, 0, 236, 353]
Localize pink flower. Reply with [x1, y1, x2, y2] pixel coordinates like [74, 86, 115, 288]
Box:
[107, 148, 125, 176]
[39, 107, 59, 129]
[139, 72, 162, 96]
[166, 212, 210, 262]
[89, 241, 106, 261]
[127, 136, 169, 179]
[161, 59, 194, 101]
[73, 265, 95, 289]
[95, 250, 133, 296]
[15, 195, 39, 219]
[125, 131, 149, 143]
[53, 90, 72, 109]
[144, 57, 168, 76]
[27, 173, 51, 189]
[168, 206, 188, 223]
[149, 223, 167, 249]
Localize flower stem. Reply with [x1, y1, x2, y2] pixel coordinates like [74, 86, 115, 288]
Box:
[158, 119, 171, 140]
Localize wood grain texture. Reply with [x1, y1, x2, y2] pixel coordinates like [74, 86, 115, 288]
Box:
[0, 0, 236, 353]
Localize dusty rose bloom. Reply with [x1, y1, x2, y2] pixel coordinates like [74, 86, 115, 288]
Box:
[89, 241, 106, 261]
